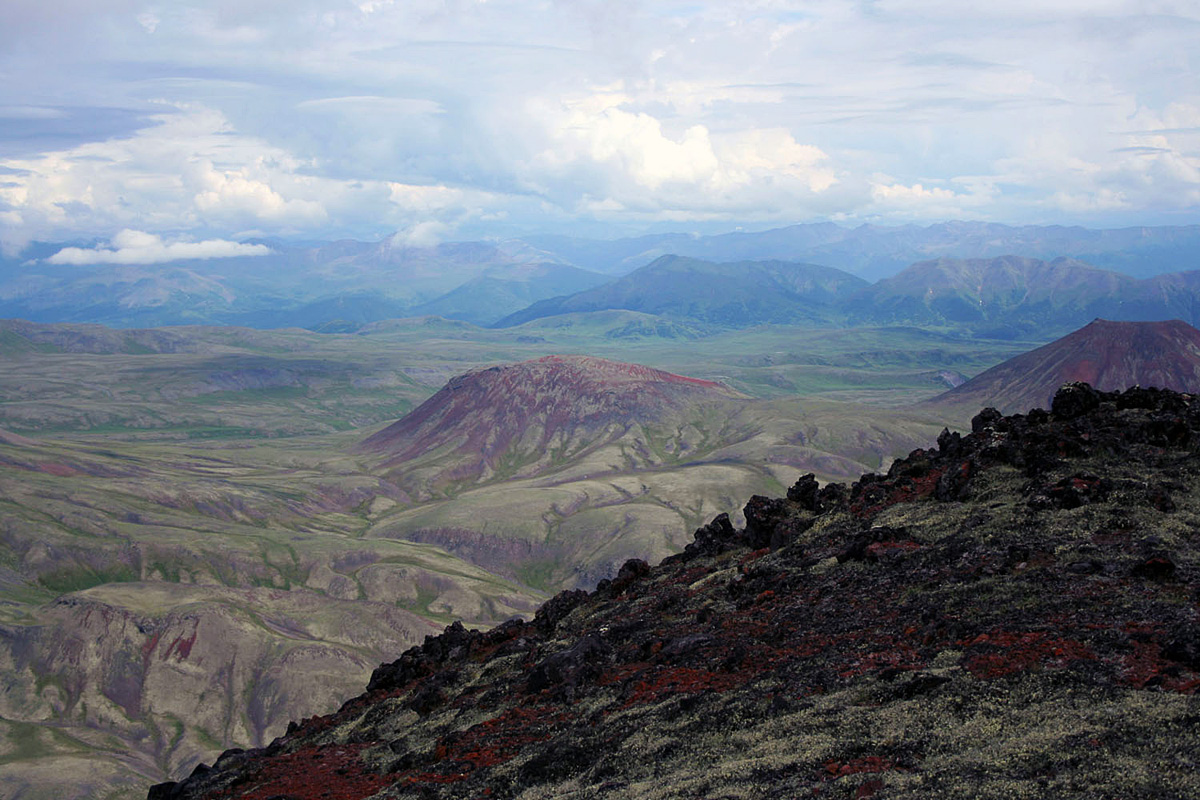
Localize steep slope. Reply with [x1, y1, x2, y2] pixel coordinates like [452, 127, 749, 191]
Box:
[1, 586, 441, 800]
[150, 383, 1200, 800]
[357, 355, 747, 491]
[493, 256, 867, 329]
[929, 318, 1200, 414]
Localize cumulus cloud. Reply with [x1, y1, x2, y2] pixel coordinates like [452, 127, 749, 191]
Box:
[391, 220, 451, 247]
[0, 106, 339, 239]
[0, 104, 487, 247]
[46, 230, 271, 265]
[524, 88, 838, 219]
[868, 179, 996, 219]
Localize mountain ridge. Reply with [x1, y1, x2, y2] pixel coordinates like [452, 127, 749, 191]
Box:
[7, 221, 1200, 333]
[519, 221, 1200, 280]
[493, 256, 868, 330]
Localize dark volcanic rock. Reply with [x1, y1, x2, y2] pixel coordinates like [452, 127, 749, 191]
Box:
[149, 384, 1200, 800]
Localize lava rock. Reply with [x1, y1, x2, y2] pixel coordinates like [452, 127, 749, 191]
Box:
[1052, 382, 1102, 419]
[526, 634, 612, 695]
[686, 513, 738, 556]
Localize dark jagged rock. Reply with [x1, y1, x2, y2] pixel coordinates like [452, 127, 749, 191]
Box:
[683, 512, 737, 556]
[148, 384, 1200, 800]
[525, 634, 612, 696]
[366, 621, 479, 695]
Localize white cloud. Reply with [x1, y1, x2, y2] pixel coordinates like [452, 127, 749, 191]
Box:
[0, 100, 525, 248]
[525, 88, 838, 219]
[391, 220, 450, 247]
[386, 182, 467, 211]
[0, 105, 341, 239]
[190, 159, 328, 225]
[45, 230, 271, 265]
[137, 11, 160, 33]
[983, 101, 1200, 219]
[550, 97, 721, 190]
[296, 96, 443, 116]
[868, 179, 995, 219]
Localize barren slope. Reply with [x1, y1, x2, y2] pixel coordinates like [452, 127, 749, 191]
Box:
[358, 355, 747, 493]
[928, 318, 1200, 414]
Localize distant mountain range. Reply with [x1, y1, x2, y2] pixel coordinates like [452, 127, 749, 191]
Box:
[494, 256, 867, 330]
[0, 238, 579, 329]
[405, 262, 610, 326]
[524, 220, 1200, 280]
[3, 221, 1199, 331]
[842, 256, 1200, 338]
[499, 254, 1200, 339]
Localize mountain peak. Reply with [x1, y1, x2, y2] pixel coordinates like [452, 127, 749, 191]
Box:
[357, 356, 743, 490]
[931, 318, 1200, 413]
[519, 353, 727, 388]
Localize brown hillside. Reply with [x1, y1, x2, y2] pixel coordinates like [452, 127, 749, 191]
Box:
[357, 355, 745, 487]
[927, 318, 1200, 414]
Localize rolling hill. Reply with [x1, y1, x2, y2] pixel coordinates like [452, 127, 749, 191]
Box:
[0, 428, 544, 800]
[355, 355, 947, 592]
[0, 324, 962, 799]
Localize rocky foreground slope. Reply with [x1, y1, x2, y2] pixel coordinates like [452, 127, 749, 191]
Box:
[151, 383, 1200, 799]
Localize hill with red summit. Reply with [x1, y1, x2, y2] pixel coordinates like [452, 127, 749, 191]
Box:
[358, 355, 746, 494]
[928, 318, 1200, 415]
[354, 355, 943, 594]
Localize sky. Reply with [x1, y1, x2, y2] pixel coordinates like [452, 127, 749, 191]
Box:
[1, 0, 1199, 259]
